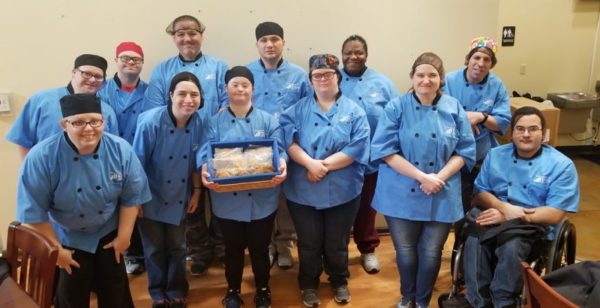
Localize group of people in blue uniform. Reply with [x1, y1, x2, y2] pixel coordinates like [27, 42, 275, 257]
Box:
[7, 14, 580, 308]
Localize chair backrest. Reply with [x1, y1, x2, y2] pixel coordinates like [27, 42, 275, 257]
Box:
[520, 261, 577, 308]
[5, 221, 59, 308]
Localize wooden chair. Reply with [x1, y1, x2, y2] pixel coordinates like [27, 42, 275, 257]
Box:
[5, 221, 59, 308]
[520, 261, 577, 308]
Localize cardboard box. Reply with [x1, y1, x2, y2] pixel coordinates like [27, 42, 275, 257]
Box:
[497, 97, 560, 147]
[207, 139, 281, 192]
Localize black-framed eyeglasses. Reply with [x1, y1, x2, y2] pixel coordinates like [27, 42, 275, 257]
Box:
[119, 55, 144, 64]
[76, 68, 104, 81]
[66, 119, 104, 128]
[312, 71, 336, 81]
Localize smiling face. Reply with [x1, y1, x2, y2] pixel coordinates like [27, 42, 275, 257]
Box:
[116, 51, 143, 77]
[466, 50, 493, 83]
[172, 20, 203, 60]
[170, 81, 202, 120]
[226, 76, 253, 105]
[412, 64, 440, 97]
[61, 112, 104, 154]
[512, 114, 544, 158]
[256, 34, 284, 63]
[71, 65, 104, 94]
[342, 40, 367, 75]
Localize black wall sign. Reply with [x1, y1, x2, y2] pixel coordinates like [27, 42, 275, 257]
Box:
[502, 26, 516, 46]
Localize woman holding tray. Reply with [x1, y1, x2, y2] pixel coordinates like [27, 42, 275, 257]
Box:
[133, 71, 206, 308]
[200, 66, 287, 308]
[279, 54, 370, 307]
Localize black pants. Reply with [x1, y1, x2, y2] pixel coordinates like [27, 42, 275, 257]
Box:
[461, 162, 482, 214]
[216, 211, 277, 290]
[54, 231, 133, 308]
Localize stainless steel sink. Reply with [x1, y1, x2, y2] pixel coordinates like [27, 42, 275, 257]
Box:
[548, 92, 600, 109]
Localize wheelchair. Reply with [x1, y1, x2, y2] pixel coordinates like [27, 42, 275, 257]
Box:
[437, 216, 577, 307]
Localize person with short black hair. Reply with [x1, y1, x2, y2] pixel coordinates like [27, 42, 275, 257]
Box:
[247, 21, 312, 270]
[463, 106, 579, 308]
[7, 54, 119, 159]
[339, 34, 399, 274]
[200, 66, 287, 308]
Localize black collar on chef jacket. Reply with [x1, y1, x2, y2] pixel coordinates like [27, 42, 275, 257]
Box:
[227, 106, 254, 122]
[412, 91, 442, 106]
[64, 132, 101, 158]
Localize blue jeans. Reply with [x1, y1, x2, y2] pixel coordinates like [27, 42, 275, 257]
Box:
[287, 197, 360, 290]
[138, 217, 189, 301]
[464, 235, 533, 308]
[385, 217, 451, 306]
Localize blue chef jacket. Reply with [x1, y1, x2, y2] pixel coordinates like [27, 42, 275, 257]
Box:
[443, 69, 511, 162]
[97, 75, 148, 144]
[143, 54, 228, 117]
[340, 67, 399, 173]
[16, 132, 151, 253]
[474, 143, 579, 238]
[246, 59, 311, 120]
[198, 107, 287, 222]
[6, 86, 119, 149]
[280, 94, 370, 209]
[133, 106, 206, 225]
[371, 93, 476, 223]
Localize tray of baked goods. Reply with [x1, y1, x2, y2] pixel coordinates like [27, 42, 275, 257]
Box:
[207, 139, 281, 192]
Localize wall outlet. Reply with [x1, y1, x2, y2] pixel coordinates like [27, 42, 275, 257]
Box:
[0, 93, 10, 113]
[520, 64, 527, 75]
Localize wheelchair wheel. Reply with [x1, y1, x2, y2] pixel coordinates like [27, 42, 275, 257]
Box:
[545, 219, 576, 273]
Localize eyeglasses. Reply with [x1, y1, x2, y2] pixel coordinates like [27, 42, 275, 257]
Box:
[66, 119, 104, 128]
[312, 71, 336, 81]
[76, 68, 104, 81]
[119, 55, 144, 64]
[514, 125, 542, 134]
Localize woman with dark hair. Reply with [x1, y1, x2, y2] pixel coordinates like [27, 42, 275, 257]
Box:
[133, 71, 206, 308]
[144, 14, 229, 277]
[339, 34, 398, 274]
[280, 54, 370, 306]
[200, 66, 287, 308]
[370, 52, 476, 308]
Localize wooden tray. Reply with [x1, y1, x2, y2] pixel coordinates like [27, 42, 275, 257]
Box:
[212, 179, 277, 193]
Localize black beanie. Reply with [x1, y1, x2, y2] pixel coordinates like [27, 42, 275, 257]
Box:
[225, 66, 254, 86]
[255, 22, 284, 41]
[60, 94, 102, 118]
[74, 54, 108, 75]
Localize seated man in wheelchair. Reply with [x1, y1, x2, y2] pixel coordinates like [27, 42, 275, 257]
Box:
[463, 106, 579, 308]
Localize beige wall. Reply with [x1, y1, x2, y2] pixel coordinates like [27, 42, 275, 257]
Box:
[495, 0, 600, 96]
[0, 0, 597, 245]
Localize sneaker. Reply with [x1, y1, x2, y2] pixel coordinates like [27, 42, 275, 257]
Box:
[125, 258, 145, 275]
[333, 285, 351, 304]
[397, 298, 415, 308]
[360, 253, 380, 274]
[190, 261, 208, 276]
[276, 253, 293, 270]
[152, 299, 169, 308]
[254, 287, 271, 308]
[169, 297, 187, 308]
[301, 289, 320, 307]
[222, 289, 243, 308]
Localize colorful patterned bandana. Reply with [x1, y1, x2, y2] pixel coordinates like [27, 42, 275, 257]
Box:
[309, 54, 339, 72]
[470, 36, 497, 54]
